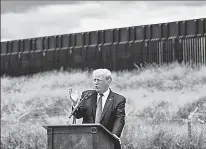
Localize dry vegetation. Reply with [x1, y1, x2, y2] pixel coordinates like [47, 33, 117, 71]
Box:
[1, 62, 206, 149]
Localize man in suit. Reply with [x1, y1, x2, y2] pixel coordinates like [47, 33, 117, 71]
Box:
[69, 68, 126, 149]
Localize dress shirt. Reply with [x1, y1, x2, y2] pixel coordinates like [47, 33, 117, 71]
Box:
[97, 88, 110, 111]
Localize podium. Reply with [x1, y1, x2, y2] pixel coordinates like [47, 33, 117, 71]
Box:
[43, 124, 119, 149]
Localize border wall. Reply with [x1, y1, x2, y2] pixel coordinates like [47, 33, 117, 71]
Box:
[1, 18, 206, 76]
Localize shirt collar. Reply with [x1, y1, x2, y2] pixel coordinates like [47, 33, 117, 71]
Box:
[98, 88, 110, 98]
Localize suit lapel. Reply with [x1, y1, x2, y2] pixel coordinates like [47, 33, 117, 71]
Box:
[91, 92, 98, 119]
[100, 90, 114, 121]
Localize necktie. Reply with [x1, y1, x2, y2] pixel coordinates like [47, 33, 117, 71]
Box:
[95, 93, 104, 123]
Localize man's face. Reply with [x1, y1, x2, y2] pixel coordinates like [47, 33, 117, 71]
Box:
[93, 74, 109, 93]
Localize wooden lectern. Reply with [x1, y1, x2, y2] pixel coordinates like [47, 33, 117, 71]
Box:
[43, 124, 119, 149]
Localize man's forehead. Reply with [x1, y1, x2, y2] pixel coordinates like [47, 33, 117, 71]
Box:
[93, 74, 105, 79]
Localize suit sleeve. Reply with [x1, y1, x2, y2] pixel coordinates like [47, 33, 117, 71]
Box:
[112, 97, 126, 137]
[71, 92, 86, 119]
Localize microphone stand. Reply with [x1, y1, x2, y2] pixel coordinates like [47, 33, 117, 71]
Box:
[69, 92, 93, 124]
[72, 115, 76, 124]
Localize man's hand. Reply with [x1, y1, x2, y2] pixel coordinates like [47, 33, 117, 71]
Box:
[68, 87, 79, 105]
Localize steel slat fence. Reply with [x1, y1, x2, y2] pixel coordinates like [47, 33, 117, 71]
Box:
[1, 18, 206, 76]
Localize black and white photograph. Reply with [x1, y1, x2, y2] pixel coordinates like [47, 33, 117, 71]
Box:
[1, 1, 206, 149]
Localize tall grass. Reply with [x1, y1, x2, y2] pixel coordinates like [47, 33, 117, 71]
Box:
[1, 62, 206, 149]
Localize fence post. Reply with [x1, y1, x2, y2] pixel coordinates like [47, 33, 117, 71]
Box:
[187, 120, 192, 145]
[172, 38, 176, 62]
[187, 107, 199, 148]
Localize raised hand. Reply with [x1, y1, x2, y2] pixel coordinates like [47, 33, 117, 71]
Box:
[68, 87, 79, 105]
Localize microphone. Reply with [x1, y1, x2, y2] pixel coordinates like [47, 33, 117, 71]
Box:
[79, 92, 93, 102]
[68, 92, 94, 118]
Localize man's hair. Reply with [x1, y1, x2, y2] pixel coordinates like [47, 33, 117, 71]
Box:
[92, 69, 112, 81]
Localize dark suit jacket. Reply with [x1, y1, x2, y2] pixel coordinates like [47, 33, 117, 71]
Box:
[73, 89, 126, 138]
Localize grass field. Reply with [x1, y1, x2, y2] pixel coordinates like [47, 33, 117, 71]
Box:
[1, 62, 206, 149]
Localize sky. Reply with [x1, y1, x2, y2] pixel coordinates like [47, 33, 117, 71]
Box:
[1, 1, 206, 41]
